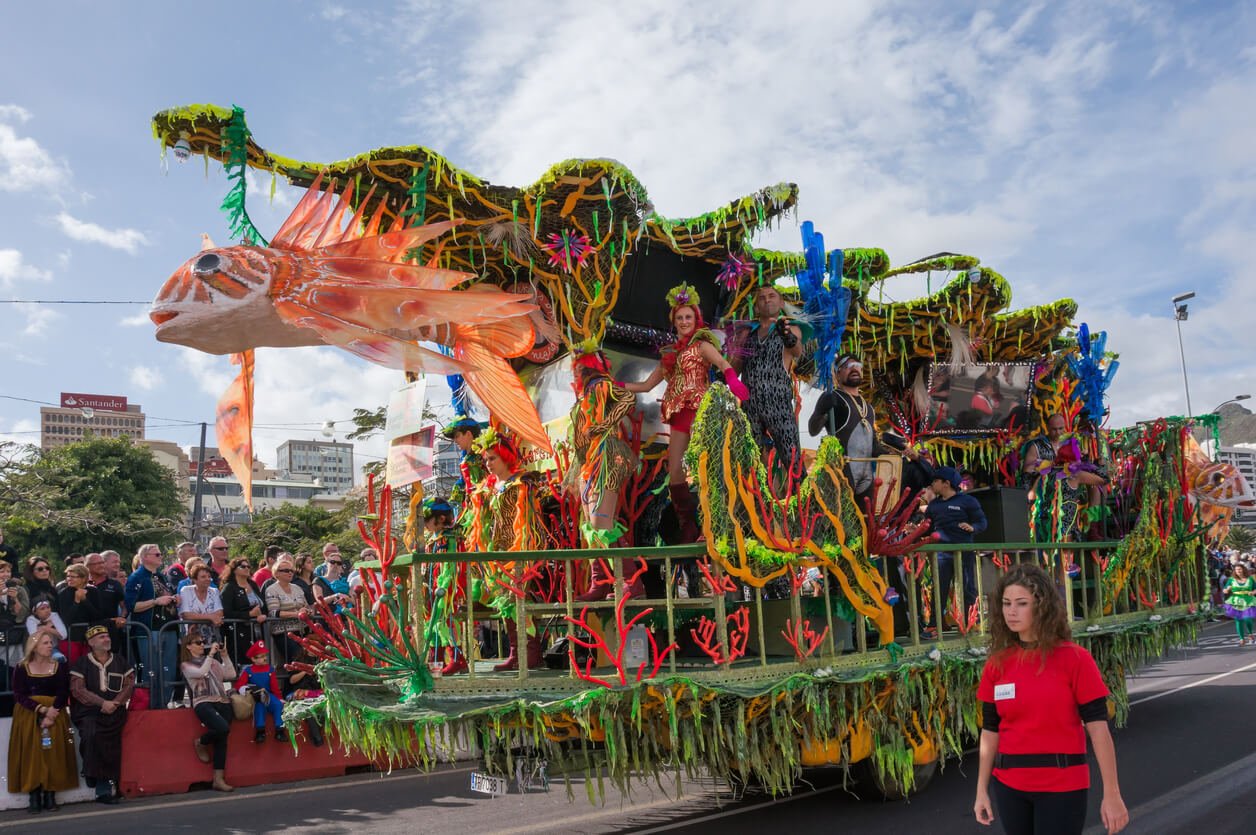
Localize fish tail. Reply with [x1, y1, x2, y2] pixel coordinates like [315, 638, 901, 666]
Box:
[453, 336, 552, 454]
[215, 350, 256, 510]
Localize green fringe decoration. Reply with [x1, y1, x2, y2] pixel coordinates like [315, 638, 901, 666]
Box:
[218, 105, 268, 246]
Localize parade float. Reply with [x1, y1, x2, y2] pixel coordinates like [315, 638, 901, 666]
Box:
[148, 104, 1252, 800]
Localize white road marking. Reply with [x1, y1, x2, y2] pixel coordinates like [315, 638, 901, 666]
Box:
[1129, 658, 1256, 706]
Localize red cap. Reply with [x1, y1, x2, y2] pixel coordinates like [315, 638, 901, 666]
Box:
[245, 640, 269, 659]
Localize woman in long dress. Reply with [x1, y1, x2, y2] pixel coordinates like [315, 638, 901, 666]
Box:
[7, 632, 78, 814]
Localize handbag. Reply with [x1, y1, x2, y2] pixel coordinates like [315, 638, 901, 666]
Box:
[229, 691, 253, 721]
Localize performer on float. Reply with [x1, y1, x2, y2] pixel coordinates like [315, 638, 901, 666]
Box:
[475, 428, 550, 671]
[623, 284, 748, 542]
[727, 283, 806, 473]
[442, 417, 487, 504]
[424, 497, 469, 674]
[808, 354, 890, 510]
[567, 344, 642, 601]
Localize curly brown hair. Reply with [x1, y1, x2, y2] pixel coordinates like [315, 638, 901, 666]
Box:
[987, 563, 1071, 667]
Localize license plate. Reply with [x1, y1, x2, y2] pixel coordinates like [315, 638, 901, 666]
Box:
[470, 772, 508, 796]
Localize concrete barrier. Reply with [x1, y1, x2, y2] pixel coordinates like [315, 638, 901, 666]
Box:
[118, 708, 378, 797]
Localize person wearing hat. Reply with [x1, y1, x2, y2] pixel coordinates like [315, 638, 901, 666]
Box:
[234, 640, 287, 743]
[622, 283, 749, 543]
[443, 417, 488, 504]
[920, 465, 987, 639]
[424, 497, 469, 675]
[808, 355, 891, 512]
[726, 283, 809, 474]
[69, 625, 134, 804]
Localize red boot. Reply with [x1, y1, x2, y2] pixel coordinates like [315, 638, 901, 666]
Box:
[525, 633, 545, 669]
[492, 627, 519, 672]
[620, 558, 646, 599]
[575, 559, 614, 602]
[669, 484, 702, 543]
[440, 654, 469, 675]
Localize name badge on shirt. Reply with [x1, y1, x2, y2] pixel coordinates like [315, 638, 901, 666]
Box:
[994, 683, 1015, 701]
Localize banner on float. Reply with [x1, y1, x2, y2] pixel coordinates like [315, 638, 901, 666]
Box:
[384, 380, 427, 442]
[386, 427, 435, 488]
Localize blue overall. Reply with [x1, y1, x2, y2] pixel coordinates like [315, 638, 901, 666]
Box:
[238, 664, 285, 728]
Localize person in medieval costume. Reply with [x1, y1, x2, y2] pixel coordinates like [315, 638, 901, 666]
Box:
[623, 283, 749, 542]
[69, 625, 134, 804]
[567, 345, 642, 601]
[727, 283, 808, 473]
[808, 354, 889, 512]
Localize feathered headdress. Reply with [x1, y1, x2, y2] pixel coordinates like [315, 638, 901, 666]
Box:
[472, 425, 522, 472]
[571, 339, 612, 375]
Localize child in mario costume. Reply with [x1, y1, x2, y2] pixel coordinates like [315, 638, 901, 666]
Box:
[235, 641, 288, 743]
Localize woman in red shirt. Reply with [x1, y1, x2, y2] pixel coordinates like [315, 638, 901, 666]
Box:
[974, 564, 1128, 834]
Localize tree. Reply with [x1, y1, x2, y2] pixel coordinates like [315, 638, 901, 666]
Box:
[0, 437, 187, 565]
[215, 497, 367, 561]
[1224, 525, 1255, 553]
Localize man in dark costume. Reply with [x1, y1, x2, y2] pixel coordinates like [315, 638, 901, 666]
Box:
[69, 625, 134, 804]
[808, 355, 889, 511]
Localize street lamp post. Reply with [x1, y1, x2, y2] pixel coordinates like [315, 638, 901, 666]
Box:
[1173, 292, 1195, 417]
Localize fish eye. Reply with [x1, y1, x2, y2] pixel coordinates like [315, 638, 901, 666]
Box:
[193, 253, 222, 275]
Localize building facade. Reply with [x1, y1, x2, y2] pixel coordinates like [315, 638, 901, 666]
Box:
[187, 473, 345, 527]
[40, 393, 145, 450]
[276, 439, 355, 493]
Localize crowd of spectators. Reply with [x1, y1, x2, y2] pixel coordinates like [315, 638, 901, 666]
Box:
[0, 528, 362, 809]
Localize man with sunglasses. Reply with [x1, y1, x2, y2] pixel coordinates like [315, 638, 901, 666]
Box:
[205, 537, 231, 580]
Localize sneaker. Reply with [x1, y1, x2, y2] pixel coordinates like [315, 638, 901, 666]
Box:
[253, 729, 266, 744]
[920, 627, 938, 640]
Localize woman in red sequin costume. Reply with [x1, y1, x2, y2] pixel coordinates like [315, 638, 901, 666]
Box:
[624, 284, 748, 542]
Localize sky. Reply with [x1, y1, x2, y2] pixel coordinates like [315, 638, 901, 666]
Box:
[1, 0, 1254, 475]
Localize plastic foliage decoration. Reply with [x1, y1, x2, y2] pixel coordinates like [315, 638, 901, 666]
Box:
[1065, 323, 1119, 426]
[541, 229, 595, 273]
[218, 105, 268, 246]
[717, 252, 754, 291]
[795, 221, 851, 391]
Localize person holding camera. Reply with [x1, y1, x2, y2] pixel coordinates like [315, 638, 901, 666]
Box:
[0, 561, 31, 661]
[180, 631, 237, 792]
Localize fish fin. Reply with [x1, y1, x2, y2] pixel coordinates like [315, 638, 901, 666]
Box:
[455, 317, 536, 359]
[455, 340, 553, 454]
[274, 299, 476, 375]
[316, 219, 461, 265]
[201, 233, 216, 251]
[216, 350, 255, 511]
[334, 184, 377, 245]
[271, 171, 330, 250]
[306, 255, 472, 292]
[275, 277, 536, 336]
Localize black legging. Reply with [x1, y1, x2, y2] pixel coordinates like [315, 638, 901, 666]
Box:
[991, 776, 1088, 834]
[194, 701, 233, 769]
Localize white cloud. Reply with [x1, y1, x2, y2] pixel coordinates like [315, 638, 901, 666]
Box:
[55, 212, 150, 254]
[0, 248, 51, 290]
[0, 105, 70, 192]
[176, 345, 400, 471]
[14, 302, 62, 337]
[119, 311, 152, 327]
[0, 418, 39, 449]
[129, 365, 163, 391]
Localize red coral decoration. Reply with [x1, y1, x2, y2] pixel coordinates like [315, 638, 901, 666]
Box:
[690, 606, 750, 665]
[563, 560, 678, 688]
[355, 472, 396, 604]
[861, 478, 937, 559]
[781, 618, 829, 661]
[695, 554, 737, 595]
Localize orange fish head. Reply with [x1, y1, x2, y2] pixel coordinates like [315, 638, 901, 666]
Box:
[1190, 463, 1256, 509]
[151, 246, 302, 355]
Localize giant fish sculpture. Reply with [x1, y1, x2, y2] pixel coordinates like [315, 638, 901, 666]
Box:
[1183, 435, 1256, 543]
[151, 173, 555, 506]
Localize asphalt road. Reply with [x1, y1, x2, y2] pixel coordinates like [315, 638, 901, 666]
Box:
[5, 621, 1253, 834]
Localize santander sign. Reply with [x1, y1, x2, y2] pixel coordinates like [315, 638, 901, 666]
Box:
[60, 393, 128, 411]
